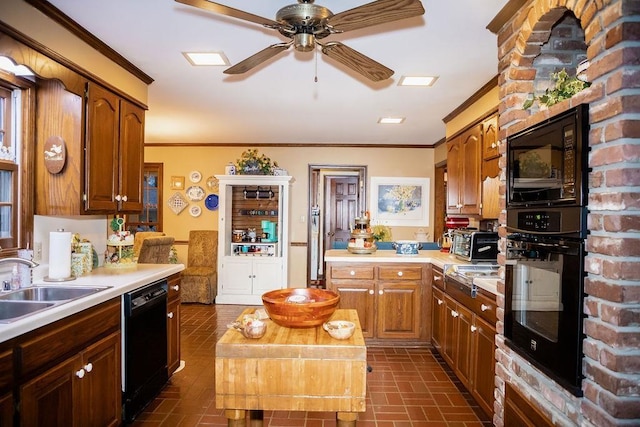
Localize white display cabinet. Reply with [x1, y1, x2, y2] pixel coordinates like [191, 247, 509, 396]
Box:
[215, 175, 293, 304]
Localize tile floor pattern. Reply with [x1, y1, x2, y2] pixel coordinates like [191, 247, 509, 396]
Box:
[133, 304, 492, 427]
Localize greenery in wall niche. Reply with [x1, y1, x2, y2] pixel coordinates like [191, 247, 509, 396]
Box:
[522, 68, 590, 110]
[235, 149, 278, 175]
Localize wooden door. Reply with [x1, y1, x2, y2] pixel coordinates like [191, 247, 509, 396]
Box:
[332, 282, 375, 338]
[377, 282, 421, 339]
[20, 356, 81, 427]
[324, 176, 359, 251]
[85, 83, 119, 212]
[118, 99, 144, 212]
[81, 332, 121, 427]
[460, 125, 482, 215]
[431, 287, 445, 350]
[472, 316, 496, 417]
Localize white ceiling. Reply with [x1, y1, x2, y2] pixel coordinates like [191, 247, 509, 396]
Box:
[47, 0, 507, 146]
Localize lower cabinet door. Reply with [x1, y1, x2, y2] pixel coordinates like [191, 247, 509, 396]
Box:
[221, 258, 253, 295]
[252, 258, 283, 294]
[377, 282, 421, 339]
[472, 316, 496, 417]
[82, 332, 121, 427]
[167, 297, 181, 375]
[331, 281, 375, 338]
[431, 287, 446, 350]
[20, 355, 81, 427]
[455, 304, 473, 390]
[0, 392, 13, 426]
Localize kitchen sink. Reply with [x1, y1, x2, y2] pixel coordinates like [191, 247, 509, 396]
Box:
[0, 300, 55, 322]
[0, 286, 108, 302]
[0, 286, 111, 323]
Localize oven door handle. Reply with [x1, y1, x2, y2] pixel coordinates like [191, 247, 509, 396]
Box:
[505, 226, 582, 235]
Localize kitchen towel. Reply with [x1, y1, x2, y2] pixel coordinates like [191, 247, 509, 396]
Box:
[49, 230, 72, 279]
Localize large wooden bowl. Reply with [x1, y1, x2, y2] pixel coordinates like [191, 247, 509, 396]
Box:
[262, 288, 340, 328]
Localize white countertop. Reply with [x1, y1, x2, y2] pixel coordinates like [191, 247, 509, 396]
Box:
[0, 263, 184, 343]
[325, 249, 500, 295]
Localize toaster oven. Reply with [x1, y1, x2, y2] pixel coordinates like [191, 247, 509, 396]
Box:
[451, 230, 498, 262]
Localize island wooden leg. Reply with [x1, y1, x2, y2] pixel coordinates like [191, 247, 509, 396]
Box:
[225, 409, 246, 427]
[248, 410, 264, 427]
[337, 411, 357, 427]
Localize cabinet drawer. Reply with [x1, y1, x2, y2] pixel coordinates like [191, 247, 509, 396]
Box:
[378, 266, 422, 281]
[472, 292, 497, 324]
[17, 298, 120, 378]
[331, 266, 374, 280]
[432, 267, 444, 290]
[168, 273, 181, 303]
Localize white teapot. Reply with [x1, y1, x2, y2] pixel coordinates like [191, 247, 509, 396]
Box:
[414, 228, 429, 241]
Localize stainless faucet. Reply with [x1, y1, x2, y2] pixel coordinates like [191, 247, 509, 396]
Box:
[0, 257, 39, 268]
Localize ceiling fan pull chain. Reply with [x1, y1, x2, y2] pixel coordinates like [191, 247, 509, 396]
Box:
[314, 47, 318, 83]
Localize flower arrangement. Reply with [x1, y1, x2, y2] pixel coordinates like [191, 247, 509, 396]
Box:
[522, 68, 590, 110]
[371, 225, 392, 242]
[235, 149, 278, 175]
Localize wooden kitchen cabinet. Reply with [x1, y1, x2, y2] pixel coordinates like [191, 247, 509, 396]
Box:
[431, 266, 445, 350]
[167, 273, 182, 375]
[433, 278, 497, 418]
[4, 299, 122, 426]
[85, 82, 144, 213]
[446, 123, 482, 216]
[482, 114, 499, 160]
[0, 349, 13, 426]
[326, 262, 429, 346]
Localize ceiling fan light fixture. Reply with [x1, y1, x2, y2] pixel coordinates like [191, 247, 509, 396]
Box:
[378, 117, 405, 124]
[183, 52, 230, 66]
[398, 76, 438, 87]
[293, 33, 316, 52]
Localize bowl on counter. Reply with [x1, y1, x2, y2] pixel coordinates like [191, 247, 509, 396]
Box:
[323, 320, 355, 340]
[262, 288, 340, 328]
[392, 240, 422, 255]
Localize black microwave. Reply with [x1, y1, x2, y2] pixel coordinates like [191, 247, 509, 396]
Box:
[507, 104, 589, 208]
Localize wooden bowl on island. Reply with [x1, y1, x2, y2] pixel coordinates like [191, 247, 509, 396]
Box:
[262, 288, 340, 328]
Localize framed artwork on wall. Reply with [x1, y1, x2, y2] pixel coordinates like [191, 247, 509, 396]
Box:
[170, 176, 185, 190]
[370, 177, 430, 226]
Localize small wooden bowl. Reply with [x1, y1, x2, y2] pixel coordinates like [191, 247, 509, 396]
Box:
[262, 288, 340, 328]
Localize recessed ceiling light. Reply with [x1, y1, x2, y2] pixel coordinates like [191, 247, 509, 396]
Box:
[183, 52, 230, 66]
[398, 76, 438, 87]
[378, 117, 405, 124]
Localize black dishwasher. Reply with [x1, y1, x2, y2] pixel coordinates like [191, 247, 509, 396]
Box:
[122, 279, 168, 423]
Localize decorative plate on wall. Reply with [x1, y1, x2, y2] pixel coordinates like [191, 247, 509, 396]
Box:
[189, 170, 202, 183]
[205, 194, 219, 211]
[44, 135, 66, 174]
[167, 192, 189, 215]
[206, 175, 219, 191]
[189, 205, 202, 217]
[186, 185, 205, 201]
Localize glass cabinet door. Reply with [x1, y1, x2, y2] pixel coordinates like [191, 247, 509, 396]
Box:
[128, 163, 163, 232]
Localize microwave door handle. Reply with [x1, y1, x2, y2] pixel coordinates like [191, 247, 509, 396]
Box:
[505, 226, 582, 235]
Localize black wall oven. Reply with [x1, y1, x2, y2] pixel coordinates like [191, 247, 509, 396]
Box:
[505, 220, 585, 396]
[505, 105, 589, 397]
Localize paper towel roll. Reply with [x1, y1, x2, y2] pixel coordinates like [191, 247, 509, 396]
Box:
[49, 231, 72, 279]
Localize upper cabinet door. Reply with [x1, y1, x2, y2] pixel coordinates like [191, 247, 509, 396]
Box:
[84, 83, 145, 213]
[118, 100, 144, 212]
[85, 83, 119, 212]
[482, 114, 499, 160]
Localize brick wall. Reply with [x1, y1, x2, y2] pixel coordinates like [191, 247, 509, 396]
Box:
[494, 1, 640, 426]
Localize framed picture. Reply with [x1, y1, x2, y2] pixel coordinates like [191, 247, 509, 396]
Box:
[370, 177, 430, 226]
[170, 176, 185, 190]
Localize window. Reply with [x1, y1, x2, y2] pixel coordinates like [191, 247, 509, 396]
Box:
[127, 163, 163, 233]
[0, 84, 18, 250]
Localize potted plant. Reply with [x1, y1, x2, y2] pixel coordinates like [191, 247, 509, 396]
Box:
[522, 68, 590, 110]
[235, 149, 278, 175]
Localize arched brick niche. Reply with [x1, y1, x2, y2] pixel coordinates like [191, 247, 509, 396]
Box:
[492, 1, 640, 426]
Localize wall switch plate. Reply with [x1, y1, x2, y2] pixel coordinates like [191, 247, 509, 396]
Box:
[34, 241, 42, 262]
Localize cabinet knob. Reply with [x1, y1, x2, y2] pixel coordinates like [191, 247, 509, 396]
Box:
[350, 270, 355, 276]
[84, 363, 93, 373]
[76, 369, 85, 379]
[437, 298, 443, 305]
[470, 325, 477, 333]
[451, 310, 459, 318]
[481, 304, 490, 312]
[434, 275, 441, 281]
[369, 290, 374, 295]
[122, 195, 128, 202]
[491, 142, 497, 149]
[378, 290, 383, 295]
[168, 312, 174, 319]
[115, 194, 121, 201]
[397, 271, 403, 277]
[172, 285, 180, 291]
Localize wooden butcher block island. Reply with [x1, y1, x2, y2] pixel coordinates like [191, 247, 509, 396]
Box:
[215, 309, 367, 426]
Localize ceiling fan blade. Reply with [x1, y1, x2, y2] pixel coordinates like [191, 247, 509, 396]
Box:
[321, 42, 393, 82]
[328, 0, 425, 33]
[175, 0, 281, 28]
[224, 43, 291, 75]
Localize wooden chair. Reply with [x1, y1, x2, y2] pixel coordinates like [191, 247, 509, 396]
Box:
[137, 236, 175, 264]
[181, 230, 218, 304]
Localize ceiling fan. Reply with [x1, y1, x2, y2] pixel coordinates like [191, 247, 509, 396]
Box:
[175, 0, 425, 81]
